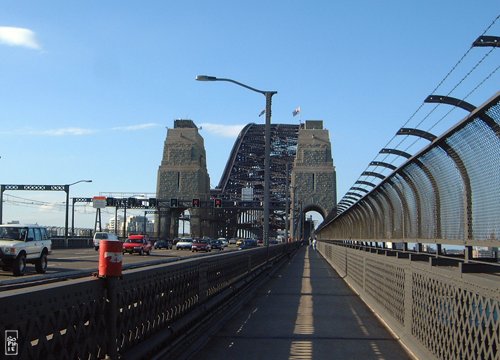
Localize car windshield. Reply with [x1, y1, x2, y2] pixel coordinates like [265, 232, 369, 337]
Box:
[127, 239, 142, 243]
[195, 240, 208, 244]
[0, 227, 27, 241]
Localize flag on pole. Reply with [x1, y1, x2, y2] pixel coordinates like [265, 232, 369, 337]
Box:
[258, 109, 266, 117]
[292, 106, 301, 117]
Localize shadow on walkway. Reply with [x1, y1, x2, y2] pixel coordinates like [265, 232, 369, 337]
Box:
[193, 245, 411, 359]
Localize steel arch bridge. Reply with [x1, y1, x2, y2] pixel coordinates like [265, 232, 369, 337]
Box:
[212, 123, 300, 239]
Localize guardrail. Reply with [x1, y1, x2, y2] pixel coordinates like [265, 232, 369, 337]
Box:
[49, 237, 167, 249]
[318, 92, 500, 261]
[318, 241, 499, 360]
[50, 236, 93, 249]
[0, 242, 298, 359]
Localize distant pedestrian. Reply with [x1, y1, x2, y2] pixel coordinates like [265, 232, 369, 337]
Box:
[312, 236, 317, 250]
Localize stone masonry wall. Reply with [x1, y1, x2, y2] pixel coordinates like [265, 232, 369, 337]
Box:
[291, 121, 337, 227]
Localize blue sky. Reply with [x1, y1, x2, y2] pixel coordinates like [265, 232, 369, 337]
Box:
[0, 1, 498, 229]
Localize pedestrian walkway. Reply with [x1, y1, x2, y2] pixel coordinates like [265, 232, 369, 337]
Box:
[192, 245, 412, 360]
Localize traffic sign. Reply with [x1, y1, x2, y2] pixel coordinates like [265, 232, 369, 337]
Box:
[93, 196, 107, 209]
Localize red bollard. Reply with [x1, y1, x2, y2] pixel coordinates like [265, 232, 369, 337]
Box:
[98, 240, 123, 277]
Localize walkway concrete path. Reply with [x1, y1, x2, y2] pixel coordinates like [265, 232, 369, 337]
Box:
[192, 245, 412, 360]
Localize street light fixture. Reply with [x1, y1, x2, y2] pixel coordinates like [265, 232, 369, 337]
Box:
[196, 75, 277, 250]
[65, 180, 92, 246]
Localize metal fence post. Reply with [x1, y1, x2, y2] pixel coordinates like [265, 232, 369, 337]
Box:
[105, 277, 119, 359]
[99, 240, 123, 359]
[198, 263, 208, 303]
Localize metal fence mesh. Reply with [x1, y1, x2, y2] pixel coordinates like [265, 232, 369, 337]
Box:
[321, 93, 500, 248]
[452, 119, 500, 240]
[405, 163, 437, 238]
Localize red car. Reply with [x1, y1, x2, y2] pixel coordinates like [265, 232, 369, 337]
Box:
[122, 235, 152, 255]
[191, 239, 212, 252]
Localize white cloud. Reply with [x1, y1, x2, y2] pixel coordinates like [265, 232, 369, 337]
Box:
[38, 203, 62, 213]
[0, 26, 41, 50]
[0, 123, 162, 136]
[199, 123, 245, 138]
[0, 127, 96, 136]
[112, 123, 161, 131]
[39, 128, 95, 136]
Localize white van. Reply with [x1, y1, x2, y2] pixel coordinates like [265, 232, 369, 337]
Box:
[93, 232, 119, 251]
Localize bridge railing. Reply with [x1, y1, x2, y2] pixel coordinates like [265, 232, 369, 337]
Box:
[0, 243, 297, 359]
[318, 92, 500, 260]
[50, 236, 93, 249]
[318, 241, 499, 360]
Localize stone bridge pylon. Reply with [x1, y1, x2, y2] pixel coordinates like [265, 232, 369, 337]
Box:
[155, 118, 337, 241]
[290, 120, 337, 239]
[156, 119, 211, 239]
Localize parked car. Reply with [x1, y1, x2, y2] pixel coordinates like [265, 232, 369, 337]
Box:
[93, 232, 119, 251]
[0, 224, 52, 276]
[176, 237, 193, 250]
[154, 240, 172, 249]
[228, 238, 237, 245]
[210, 239, 224, 250]
[122, 235, 152, 255]
[191, 239, 212, 252]
[238, 239, 258, 250]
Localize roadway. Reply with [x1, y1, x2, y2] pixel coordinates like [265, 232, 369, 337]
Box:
[0, 245, 239, 289]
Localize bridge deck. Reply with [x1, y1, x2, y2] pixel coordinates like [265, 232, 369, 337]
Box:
[193, 245, 413, 359]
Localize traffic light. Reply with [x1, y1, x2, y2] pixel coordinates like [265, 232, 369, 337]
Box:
[170, 198, 178, 207]
[192, 198, 200, 208]
[149, 198, 157, 207]
[214, 198, 222, 208]
[106, 197, 115, 206]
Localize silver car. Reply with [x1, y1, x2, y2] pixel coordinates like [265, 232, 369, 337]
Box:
[176, 237, 193, 250]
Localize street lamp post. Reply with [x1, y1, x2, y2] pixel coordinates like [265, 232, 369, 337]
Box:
[65, 180, 92, 247]
[196, 75, 277, 250]
[72, 198, 76, 236]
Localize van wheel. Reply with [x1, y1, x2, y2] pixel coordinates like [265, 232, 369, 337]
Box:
[35, 253, 48, 273]
[13, 253, 26, 276]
